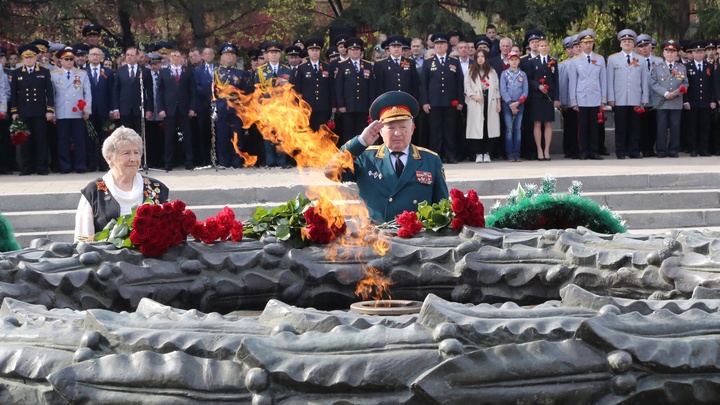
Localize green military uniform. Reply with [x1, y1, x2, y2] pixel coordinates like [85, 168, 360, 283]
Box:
[338, 136, 448, 223]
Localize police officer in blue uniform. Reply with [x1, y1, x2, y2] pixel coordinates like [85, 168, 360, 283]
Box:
[0, 47, 11, 174]
[685, 40, 716, 156]
[290, 37, 334, 132]
[335, 37, 374, 145]
[373, 35, 420, 100]
[10, 44, 55, 175]
[420, 32, 464, 163]
[215, 43, 252, 169]
[50, 46, 92, 173]
[324, 91, 449, 223]
[255, 41, 293, 167]
[650, 39, 688, 158]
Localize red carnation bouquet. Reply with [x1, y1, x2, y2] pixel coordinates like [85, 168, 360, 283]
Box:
[389, 188, 485, 238]
[451, 100, 459, 107]
[9, 119, 30, 146]
[597, 108, 607, 124]
[326, 112, 336, 131]
[191, 206, 244, 243]
[302, 204, 347, 244]
[633, 106, 646, 114]
[94, 199, 197, 257]
[518, 95, 527, 104]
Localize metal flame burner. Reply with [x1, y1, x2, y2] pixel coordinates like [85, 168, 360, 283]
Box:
[350, 300, 423, 315]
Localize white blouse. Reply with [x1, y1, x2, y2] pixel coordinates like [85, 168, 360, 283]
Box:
[74, 173, 145, 242]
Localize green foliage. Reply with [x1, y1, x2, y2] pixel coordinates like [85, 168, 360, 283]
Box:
[0, 212, 21, 252]
[416, 198, 453, 231]
[486, 178, 626, 234]
[94, 202, 141, 248]
[243, 193, 311, 246]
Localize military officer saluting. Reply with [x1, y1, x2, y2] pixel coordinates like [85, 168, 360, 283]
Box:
[215, 43, 252, 169]
[255, 41, 293, 168]
[568, 29, 607, 160]
[324, 91, 449, 223]
[607, 29, 649, 159]
[290, 37, 334, 132]
[335, 37, 375, 145]
[650, 39, 688, 158]
[684, 41, 715, 156]
[10, 43, 55, 175]
[373, 34, 420, 100]
[50, 46, 92, 173]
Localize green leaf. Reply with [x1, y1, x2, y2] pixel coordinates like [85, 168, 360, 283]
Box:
[275, 224, 290, 240]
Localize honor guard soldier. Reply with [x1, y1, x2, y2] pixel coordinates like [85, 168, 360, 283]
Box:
[158, 49, 198, 170]
[82, 24, 110, 60]
[373, 35, 420, 100]
[607, 29, 649, 159]
[335, 37, 374, 145]
[0, 47, 11, 174]
[684, 41, 716, 156]
[290, 37, 334, 132]
[650, 39, 688, 158]
[324, 91, 449, 223]
[419, 32, 464, 163]
[10, 44, 55, 175]
[50, 46, 92, 173]
[85, 45, 114, 171]
[254, 41, 293, 167]
[215, 43, 252, 168]
[568, 29, 607, 160]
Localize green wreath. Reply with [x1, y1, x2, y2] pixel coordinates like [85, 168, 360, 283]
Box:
[0, 211, 20, 252]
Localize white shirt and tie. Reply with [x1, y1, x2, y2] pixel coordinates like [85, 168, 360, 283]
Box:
[89, 65, 101, 83]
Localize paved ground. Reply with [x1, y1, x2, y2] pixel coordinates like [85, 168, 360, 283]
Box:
[3, 153, 720, 195]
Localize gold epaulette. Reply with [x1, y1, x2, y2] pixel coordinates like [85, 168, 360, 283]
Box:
[416, 146, 439, 156]
[367, 145, 381, 150]
[50, 68, 61, 73]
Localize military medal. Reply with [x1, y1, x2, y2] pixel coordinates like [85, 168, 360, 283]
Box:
[73, 76, 82, 89]
[415, 171, 433, 184]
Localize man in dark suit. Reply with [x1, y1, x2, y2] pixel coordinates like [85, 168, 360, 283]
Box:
[373, 35, 420, 100]
[158, 50, 198, 170]
[419, 32, 464, 163]
[10, 44, 55, 175]
[194, 47, 215, 166]
[290, 37, 334, 132]
[85, 46, 114, 171]
[335, 37, 374, 145]
[111, 46, 153, 134]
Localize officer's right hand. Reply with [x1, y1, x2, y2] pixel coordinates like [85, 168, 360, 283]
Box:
[46, 113, 54, 122]
[608, 101, 615, 108]
[423, 104, 431, 114]
[11, 114, 18, 120]
[338, 107, 347, 113]
[112, 111, 120, 120]
[359, 120, 384, 145]
[159, 111, 166, 119]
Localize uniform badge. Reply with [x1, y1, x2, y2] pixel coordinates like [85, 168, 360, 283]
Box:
[449, 64, 456, 72]
[322, 71, 329, 77]
[368, 170, 382, 179]
[415, 171, 433, 184]
[518, 76, 524, 82]
[73, 76, 82, 89]
[363, 69, 370, 78]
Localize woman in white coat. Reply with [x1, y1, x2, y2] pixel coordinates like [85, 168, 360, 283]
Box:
[464, 49, 501, 163]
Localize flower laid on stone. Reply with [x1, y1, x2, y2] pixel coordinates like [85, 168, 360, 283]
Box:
[486, 175, 626, 233]
[191, 206, 243, 243]
[388, 188, 485, 238]
[9, 119, 30, 146]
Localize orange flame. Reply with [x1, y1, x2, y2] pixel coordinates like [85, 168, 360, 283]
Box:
[355, 266, 394, 305]
[231, 132, 258, 167]
[216, 81, 394, 304]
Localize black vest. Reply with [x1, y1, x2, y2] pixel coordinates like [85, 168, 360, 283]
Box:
[81, 176, 169, 234]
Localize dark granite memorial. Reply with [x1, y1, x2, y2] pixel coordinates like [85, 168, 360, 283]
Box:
[2, 226, 720, 403]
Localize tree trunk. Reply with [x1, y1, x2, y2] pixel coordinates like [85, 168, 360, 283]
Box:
[188, 3, 207, 49]
[118, 2, 134, 49]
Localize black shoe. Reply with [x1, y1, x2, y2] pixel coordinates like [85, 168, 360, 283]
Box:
[616, 154, 626, 159]
[0, 169, 10, 175]
[164, 166, 173, 171]
[185, 165, 195, 170]
[60, 170, 72, 174]
[629, 154, 643, 159]
[19, 171, 32, 176]
[76, 169, 87, 174]
[669, 153, 679, 158]
[36, 170, 49, 175]
[644, 150, 657, 157]
[447, 159, 458, 164]
[691, 152, 698, 157]
[657, 152, 667, 158]
[589, 154, 603, 160]
[700, 152, 712, 157]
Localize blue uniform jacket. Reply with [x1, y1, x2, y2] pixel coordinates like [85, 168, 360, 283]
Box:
[333, 136, 449, 223]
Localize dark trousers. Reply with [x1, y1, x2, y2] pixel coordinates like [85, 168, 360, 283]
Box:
[56, 118, 87, 171]
[0, 118, 14, 172]
[310, 110, 332, 132]
[562, 108, 578, 158]
[455, 108, 468, 161]
[215, 109, 242, 168]
[194, 103, 212, 166]
[656, 109, 681, 155]
[144, 121, 163, 168]
[413, 110, 430, 149]
[163, 113, 194, 168]
[86, 114, 109, 171]
[640, 109, 657, 155]
[120, 114, 142, 134]
[613, 106, 640, 157]
[47, 121, 59, 172]
[688, 107, 711, 154]
[429, 106, 457, 161]
[577, 107, 599, 157]
[342, 112, 367, 145]
[19, 116, 48, 174]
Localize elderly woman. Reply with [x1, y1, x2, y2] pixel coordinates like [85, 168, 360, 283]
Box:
[74, 127, 169, 241]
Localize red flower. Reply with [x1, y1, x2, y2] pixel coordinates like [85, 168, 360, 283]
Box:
[230, 222, 244, 242]
[303, 206, 346, 244]
[539, 78, 546, 84]
[451, 100, 459, 107]
[633, 106, 646, 114]
[10, 131, 29, 145]
[326, 119, 336, 130]
[396, 210, 423, 238]
[451, 218, 464, 231]
[72, 107, 77, 112]
[518, 95, 527, 103]
[543, 85, 549, 90]
[367, 115, 372, 124]
[678, 85, 688, 94]
[0, 112, 5, 119]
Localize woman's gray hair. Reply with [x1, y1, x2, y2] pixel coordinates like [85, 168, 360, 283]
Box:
[102, 126, 144, 161]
